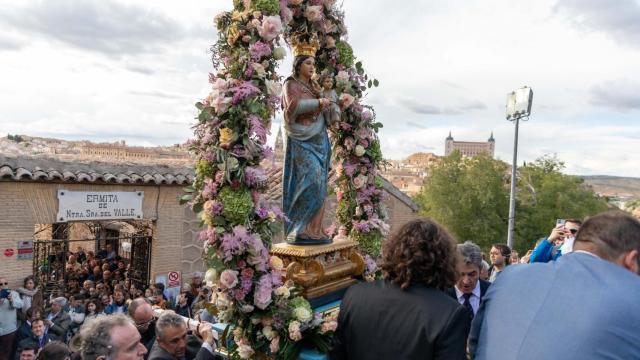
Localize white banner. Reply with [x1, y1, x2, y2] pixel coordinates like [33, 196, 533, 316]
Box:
[57, 190, 144, 222]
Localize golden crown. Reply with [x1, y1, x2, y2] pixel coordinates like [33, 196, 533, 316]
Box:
[291, 32, 320, 57]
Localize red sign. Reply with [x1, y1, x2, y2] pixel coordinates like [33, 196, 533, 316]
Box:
[4, 249, 15, 257]
[168, 271, 181, 288]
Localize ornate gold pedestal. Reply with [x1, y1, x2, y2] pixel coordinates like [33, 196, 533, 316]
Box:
[270, 240, 365, 300]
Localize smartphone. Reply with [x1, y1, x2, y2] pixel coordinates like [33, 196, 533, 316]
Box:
[0, 289, 10, 299]
[556, 219, 566, 226]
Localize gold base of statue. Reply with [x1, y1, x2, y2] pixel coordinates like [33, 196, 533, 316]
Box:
[270, 240, 365, 300]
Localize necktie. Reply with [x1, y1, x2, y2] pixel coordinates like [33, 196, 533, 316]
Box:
[462, 293, 474, 320]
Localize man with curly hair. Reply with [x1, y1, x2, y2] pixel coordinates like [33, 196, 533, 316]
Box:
[329, 218, 470, 360]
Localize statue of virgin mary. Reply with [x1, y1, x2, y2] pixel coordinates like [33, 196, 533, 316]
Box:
[281, 35, 340, 245]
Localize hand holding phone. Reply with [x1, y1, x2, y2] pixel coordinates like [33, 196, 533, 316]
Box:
[0, 289, 10, 299]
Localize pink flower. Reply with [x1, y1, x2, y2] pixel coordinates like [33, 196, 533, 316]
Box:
[340, 93, 355, 109]
[344, 137, 355, 151]
[304, 5, 323, 22]
[258, 16, 283, 42]
[288, 321, 302, 341]
[280, 6, 293, 25]
[336, 70, 349, 83]
[270, 336, 280, 353]
[220, 269, 239, 289]
[211, 92, 232, 115]
[361, 110, 373, 121]
[241, 267, 254, 279]
[353, 174, 367, 189]
[253, 274, 273, 309]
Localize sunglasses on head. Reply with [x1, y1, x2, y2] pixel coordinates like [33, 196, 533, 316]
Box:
[568, 228, 578, 235]
[1, 282, 8, 286]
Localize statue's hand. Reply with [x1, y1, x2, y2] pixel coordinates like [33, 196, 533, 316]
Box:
[319, 98, 330, 110]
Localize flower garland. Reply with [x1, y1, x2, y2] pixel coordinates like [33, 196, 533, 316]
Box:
[185, 0, 386, 358]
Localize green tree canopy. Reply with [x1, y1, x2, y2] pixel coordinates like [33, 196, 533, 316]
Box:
[414, 152, 610, 254]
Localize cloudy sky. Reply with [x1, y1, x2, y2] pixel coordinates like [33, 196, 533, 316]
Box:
[1, 0, 639, 176]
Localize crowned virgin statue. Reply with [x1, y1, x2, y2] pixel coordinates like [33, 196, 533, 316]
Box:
[281, 34, 341, 245]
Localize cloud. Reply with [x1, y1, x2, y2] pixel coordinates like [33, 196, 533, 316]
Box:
[399, 98, 487, 115]
[0, 33, 24, 51]
[125, 64, 155, 75]
[406, 121, 428, 129]
[554, 0, 640, 49]
[589, 79, 640, 111]
[0, 1, 184, 56]
[128, 90, 190, 100]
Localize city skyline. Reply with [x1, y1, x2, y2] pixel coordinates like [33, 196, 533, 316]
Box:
[0, 0, 639, 176]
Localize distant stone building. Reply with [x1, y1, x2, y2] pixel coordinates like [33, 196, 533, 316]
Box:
[445, 131, 495, 157]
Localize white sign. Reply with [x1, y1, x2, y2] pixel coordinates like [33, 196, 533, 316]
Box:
[168, 271, 181, 288]
[57, 190, 144, 222]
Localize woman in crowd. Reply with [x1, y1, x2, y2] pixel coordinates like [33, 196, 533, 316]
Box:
[83, 299, 105, 328]
[330, 218, 470, 360]
[16, 276, 43, 321]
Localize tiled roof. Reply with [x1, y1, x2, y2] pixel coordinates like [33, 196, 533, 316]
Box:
[0, 155, 417, 211]
[0, 156, 194, 185]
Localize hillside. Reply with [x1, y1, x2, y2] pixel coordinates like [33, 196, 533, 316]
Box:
[580, 175, 640, 199]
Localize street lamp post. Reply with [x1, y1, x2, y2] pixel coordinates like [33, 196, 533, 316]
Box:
[505, 86, 533, 249]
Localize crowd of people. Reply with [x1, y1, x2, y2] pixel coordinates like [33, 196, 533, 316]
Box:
[1, 210, 639, 360]
[331, 210, 640, 359]
[0, 243, 217, 360]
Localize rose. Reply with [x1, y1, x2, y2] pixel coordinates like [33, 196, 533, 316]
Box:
[274, 286, 290, 298]
[354, 144, 365, 157]
[252, 62, 266, 78]
[294, 307, 313, 322]
[305, 5, 323, 22]
[265, 79, 282, 96]
[273, 47, 286, 60]
[237, 342, 255, 359]
[320, 320, 338, 334]
[270, 337, 280, 353]
[258, 16, 283, 41]
[288, 321, 302, 341]
[262, 325, 278, 340]
[211, 93, 233, 115]
[219, 269, 239, 289]
[269, 256, 284, 271]
[280, 6, 293, 25]
[340, 93, 355, 108]
[335, 70, 349, 83]
[353, 175, 367, 189]
[344, 137, 355, 151]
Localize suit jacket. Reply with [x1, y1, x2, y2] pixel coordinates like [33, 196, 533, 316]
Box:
[46, 311, 71, 341]
[148, 336, 223, 360]
[330, 279, 470, 360]
[445, 279, 491, 307]
[470, 253, 640, 359]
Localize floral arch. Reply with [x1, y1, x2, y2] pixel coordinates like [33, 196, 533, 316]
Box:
[184, 0, 387, 358]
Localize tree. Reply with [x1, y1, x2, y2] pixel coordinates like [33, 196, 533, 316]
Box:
[414, 153, 610, 254]
[514, 155, 610, 254]
[415, 151, 509, 250]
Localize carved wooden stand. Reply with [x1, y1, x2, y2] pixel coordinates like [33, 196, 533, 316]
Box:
[270, 240, 365, 301]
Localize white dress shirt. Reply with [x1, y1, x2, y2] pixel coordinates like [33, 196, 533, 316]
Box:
[454, 280, 481, 315]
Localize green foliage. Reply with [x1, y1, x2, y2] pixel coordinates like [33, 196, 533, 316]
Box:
[352, 230, 383, 257]
[253, 0, 280, 15]
[415, 152, 509, 250]
[218, 186, 254, 224]
[513, 155, 609, 253]
[336, 41, 354, 67]
[414, 153, 610, 254]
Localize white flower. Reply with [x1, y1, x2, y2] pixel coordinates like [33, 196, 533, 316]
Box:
[262, 325, 278, 340]
[241, 305, 255, 313]
[252, 62, 266, 78]
[305, 5, 323, 22]
[274, 286, 290, 299]
[269, 256, 284, 271]
[354, 144, 365, 157]
[294, 307, 313, 323]
[265, 80, 283, 97]
[237, 343, 255, 359]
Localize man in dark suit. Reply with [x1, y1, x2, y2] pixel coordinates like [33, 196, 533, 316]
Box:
[446, 241, 491, 320]
[43, 297, 71, 342]
[148, 312, 221, 360]
[17, 318, 51, 354]
[470, 211, 640, 359]
[330, 218, 470, 360]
